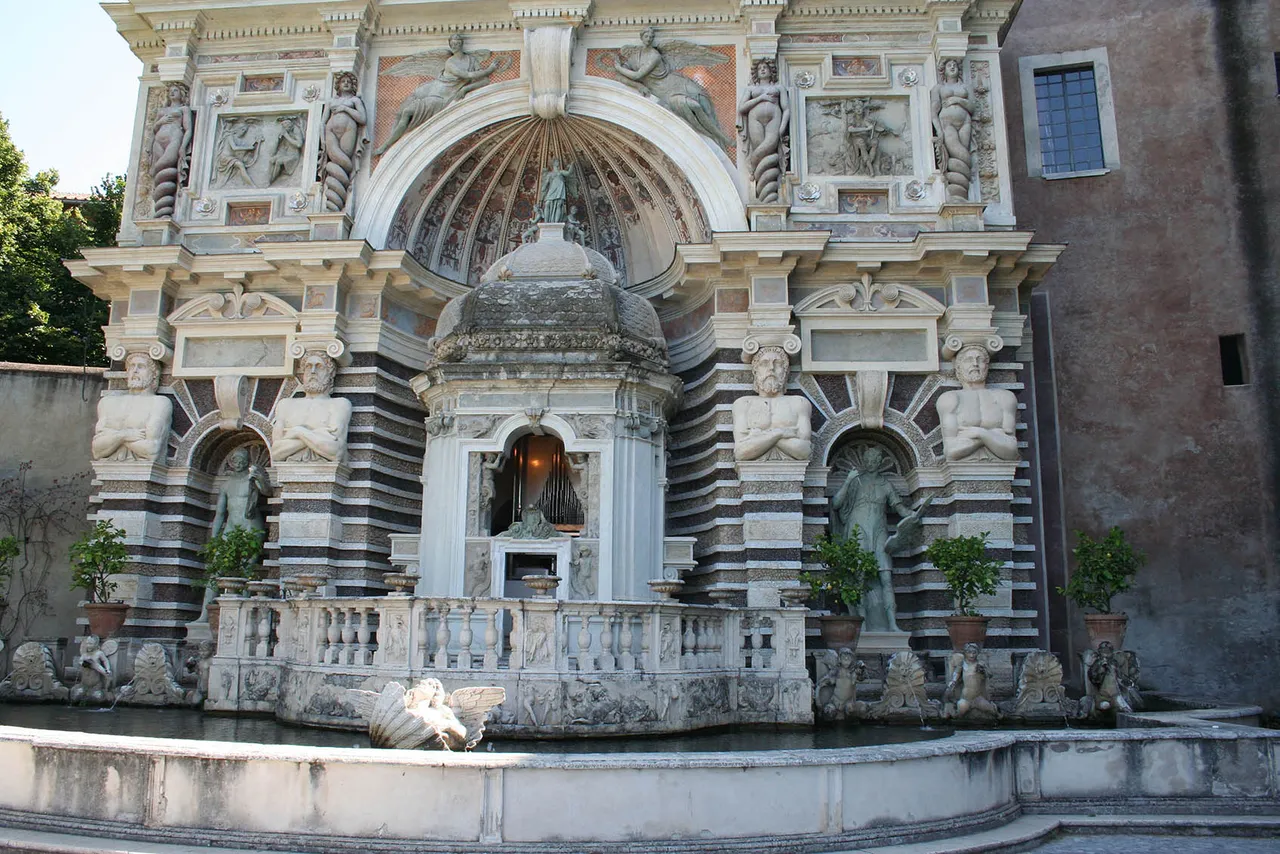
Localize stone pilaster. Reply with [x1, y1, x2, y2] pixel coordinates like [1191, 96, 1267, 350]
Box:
[736, 458, 807, 607]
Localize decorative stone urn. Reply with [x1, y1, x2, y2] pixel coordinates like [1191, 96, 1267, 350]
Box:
[246, 580, 278, 599]
[384, 573, 420, 597]
[944, 615, 990, 649]
[648, 579, 685, 600]
[523, 574, 561, 599]
[1083, 613, 1128, 650]
[294, 572, 329, 597]
[83, 602, 130, 639]
[819, 614, 863, 650]
[214, 577, 249, 597]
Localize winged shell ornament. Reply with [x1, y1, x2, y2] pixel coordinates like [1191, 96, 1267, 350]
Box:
[601, 28, 734, 150]
[349, 678, 506, 750]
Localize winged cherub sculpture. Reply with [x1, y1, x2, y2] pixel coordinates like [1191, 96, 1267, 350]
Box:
[374, 33, 512, 156]
[601, 27, 734, 150]
[349, 678, 506, 750]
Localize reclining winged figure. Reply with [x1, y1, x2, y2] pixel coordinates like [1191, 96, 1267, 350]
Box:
[348, 678, 506, 750]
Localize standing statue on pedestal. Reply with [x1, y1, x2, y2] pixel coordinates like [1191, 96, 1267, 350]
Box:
[732, 347, 812, 462]
[149, 82, 192, 218]
[213, 448, 270, 538]
[931, 57, 974, 201]
[319, 72, 368, 214]
[538, 159, 573, 225]
[92, 353, 173, 463]
[737, 58, 790, 204]
[374, 33, 512, 156]
[603, 28, 734, 150]
[936, 345, 1018, 462]
[829, 445, 931, 632]
[271, 351, 352, 464]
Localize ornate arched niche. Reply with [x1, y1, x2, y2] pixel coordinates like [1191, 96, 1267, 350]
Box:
[384, 116, 712, 287]
[824, 427, 918, 500]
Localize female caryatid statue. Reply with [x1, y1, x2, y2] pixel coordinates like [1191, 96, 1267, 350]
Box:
[374, 33, 511, 156]
[737, 58, 790, 204]
[930, 58, 974, 201]
[318, 72, 368, 213]
[603, 28, 735, 151]
[149, 82, 193, 219]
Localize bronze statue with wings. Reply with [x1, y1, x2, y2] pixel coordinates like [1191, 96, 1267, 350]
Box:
[349, 678, 506, 750]
[374, 33, 512, 156]
[600, 27, 734, 150]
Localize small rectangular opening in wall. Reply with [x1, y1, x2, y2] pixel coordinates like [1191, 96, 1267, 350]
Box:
[1220, 334, 1250, 386]
[1274, 53, 1280, 95]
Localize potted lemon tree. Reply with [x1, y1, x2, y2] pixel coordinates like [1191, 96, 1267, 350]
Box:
[927, 532, 1002, 648]
[70, 520, 131, 639]
[802, 528, 879, 649]
[1058, 526, 1144, 649]
[199, 526, 267, 596]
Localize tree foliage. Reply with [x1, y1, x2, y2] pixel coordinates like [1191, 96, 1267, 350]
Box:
[803, 527, 880, 613]
[198, 525, 267, 586]
[1057, 526, 1144, 614]
[927, 533, 1002, 616]
[70, 520, 128, 604]
[0, 113, 119, 366]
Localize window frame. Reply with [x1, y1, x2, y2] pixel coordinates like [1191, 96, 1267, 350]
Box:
[1018, 47, 1120, 179]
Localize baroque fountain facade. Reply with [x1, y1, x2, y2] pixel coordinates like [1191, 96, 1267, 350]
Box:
[62, 0, 1063, 735]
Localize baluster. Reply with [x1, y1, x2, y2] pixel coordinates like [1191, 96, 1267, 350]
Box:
[598, 610, 616, 672]
[483, 606, 499, 670]
[339, 607, 355, 664]
[507, 608, 522, 671]
[272, 604, 289, 660]
[682, 615, 696, 669]
[618, 612, 635, 671]
[695, 616, 710, 669]
[577, 613, 594, 672]
[257, 604, 273, 658]
[242, 605, 258, 657]
[417, 604, 431, 669]
[708, 615, 723, 667]
[356, 606, 373, 665]
[316, 608, 330, 663]
[752, 623, 765, 670]
[434, 603, 452, 669]
[457, 602, 475, 669]
[640, 611, 652, 672]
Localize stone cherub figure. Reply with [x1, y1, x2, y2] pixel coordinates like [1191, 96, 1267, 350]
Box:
[182, 640, 216, 706]
[944, 642, 1001, 720]
[319, 71, 368, 214]
[349, 678, 506, 750]
[936, 345, 1018, 462]
[829, 445, 931, 632]
[602, 27, 734, 150]
[374, 33, 512, 156]
[271, 351, 352, 464]
[732, 346, 813, 462]
[92, 352, 173, 463]
[71, 635, 116, 705]
[815, 647, 868, 720]
[1079, 641, 1142, 720]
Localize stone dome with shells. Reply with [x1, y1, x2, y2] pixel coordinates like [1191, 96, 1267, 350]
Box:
[428, 223, 668, 370]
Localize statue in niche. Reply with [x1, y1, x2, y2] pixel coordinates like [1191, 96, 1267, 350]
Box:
[319, 72, 368, 213]
[829, 445, 931, 632]
[270, 351, 352, 464]
[503, 505, 559, 539]
[374, 34, 513, 156]
[149, 82, 192, 219]
[569, 545, 596, 599]
[1079, 642, 1142, 720]
[70, 635, 116, 705]
[92, 352, 173, 463]
[602, 28, 734, 150]
[350, 678, 506, 750]
[464, 548, 490, 598]
[478, 452, 505, 530]
[732, 346, 812, 462]
[815, 647, 868, 720]
[268, 114, 305, 185]
[936, 345, 1018, 462]
[213, 447, 271, 537]
[213, 117, 265, 187]
[538, 159, 573, 225]
[931, 57, 974, 201]
[944, 643, 1001, 720]
[737, 57, 790, 204]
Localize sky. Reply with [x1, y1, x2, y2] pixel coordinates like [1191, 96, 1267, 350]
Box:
[1, 2, 141, 193]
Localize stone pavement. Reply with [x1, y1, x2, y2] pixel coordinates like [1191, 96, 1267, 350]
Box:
[1030, 835, 1280, 853]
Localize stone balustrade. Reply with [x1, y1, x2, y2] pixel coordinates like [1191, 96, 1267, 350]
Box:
[207, 592, 812, 734]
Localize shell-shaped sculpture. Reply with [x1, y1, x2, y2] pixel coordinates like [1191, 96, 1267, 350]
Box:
[1014, 651, 1065, 710]
[118, 642, 189, 705]
[349, 678, 506, 751]
[867, 651, 937, 720]
[0, 641, 68, 700]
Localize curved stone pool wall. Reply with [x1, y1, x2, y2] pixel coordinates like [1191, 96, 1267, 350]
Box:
[0, 726, 1277, 852]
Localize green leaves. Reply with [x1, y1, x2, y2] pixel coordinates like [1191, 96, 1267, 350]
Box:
[0, 113, 117, 366]
[802, 528, 880, 613]
[0, 535, 18, 598]
[1057, 526, 1144, 614]
[69, 520, 128, 603]
[198, 526, 266, 587]
[927, 533, 1001, 616]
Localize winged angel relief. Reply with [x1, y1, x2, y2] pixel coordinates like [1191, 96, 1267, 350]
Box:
[349, 678, 506, 750]
[600, 28, 734, 150]
[374, 34, 513, 156]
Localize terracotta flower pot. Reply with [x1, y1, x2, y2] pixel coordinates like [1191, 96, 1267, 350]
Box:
[819, 615, 863, 650]
[83, 602, 130, 639]
[1083, 613, 1128, 650]
[944, 615, 989, 649]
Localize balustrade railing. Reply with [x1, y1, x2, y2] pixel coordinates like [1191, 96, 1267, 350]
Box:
[213, 593, 805, 677]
